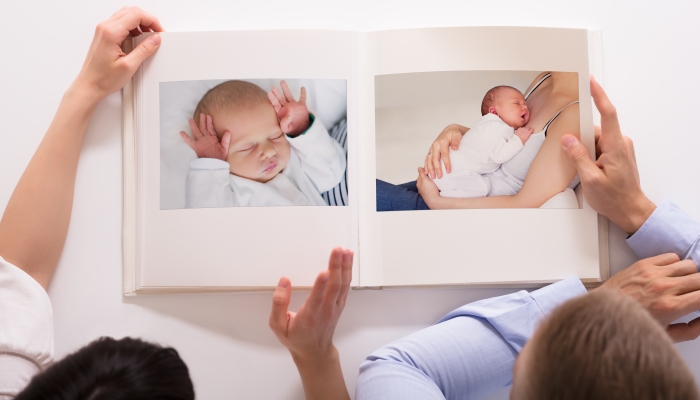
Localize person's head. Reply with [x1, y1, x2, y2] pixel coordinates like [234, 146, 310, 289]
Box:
[480, 86, 529, 128]
[194, 80, 290, 183]
[511, 289, 699, 400]
[16, 337, 194, 400]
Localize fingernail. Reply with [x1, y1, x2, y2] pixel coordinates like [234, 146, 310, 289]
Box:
[562, 135, 577, 148]
[277, 277, 289, 288]
[150, 34, 161, 46]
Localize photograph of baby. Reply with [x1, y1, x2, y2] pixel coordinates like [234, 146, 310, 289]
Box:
[160, 79, 348, 210]
[375, 71, 583, 211]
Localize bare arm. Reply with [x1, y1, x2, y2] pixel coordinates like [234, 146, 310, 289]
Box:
[0, 7, 163, 289]
[418, 105, 580, 210]
[423, 124, 469, 179]
[269, 248, 353, 400]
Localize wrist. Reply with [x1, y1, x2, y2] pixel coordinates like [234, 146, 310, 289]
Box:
[621, 195, 656, 235]
[65, 78, 105, 110]
[291, 345, 339, 372]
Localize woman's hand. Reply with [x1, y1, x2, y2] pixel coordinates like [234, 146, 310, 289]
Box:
[416, 167, 442, 209]
[560, 76, 656, 234]
[72, 7, 163, 103]
[424, 124, 468, 179]
[180, 114, 231, 160]
[269, 248, 353, 400]
[268, 81, 310, 137]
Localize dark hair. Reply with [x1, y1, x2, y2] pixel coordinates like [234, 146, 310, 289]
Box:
[480, 85, 520, 116]
[524, 289, 699, 400]
[16, 337, 194, 400]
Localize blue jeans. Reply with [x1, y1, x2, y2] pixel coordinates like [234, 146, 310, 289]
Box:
[376, 180, 430, 211]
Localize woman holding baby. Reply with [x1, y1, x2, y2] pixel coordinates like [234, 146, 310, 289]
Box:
[376, 71, 583, 211]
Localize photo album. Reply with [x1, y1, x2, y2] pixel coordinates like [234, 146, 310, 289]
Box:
[122, 27, 605, 294]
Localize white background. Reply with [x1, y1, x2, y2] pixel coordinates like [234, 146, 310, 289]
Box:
[2, 1, 700, 399]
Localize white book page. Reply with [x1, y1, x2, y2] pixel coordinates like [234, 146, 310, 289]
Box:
[133, 31, 359, 289]
[361, 27, 599, 286]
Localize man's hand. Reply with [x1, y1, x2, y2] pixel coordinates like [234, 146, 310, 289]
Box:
[180, 113, 231, 160]
[515, 127, 533, 144]
[268, 81, 310, 137]
[416, 167, 442, 209]
[598, 253, 700, 342]
[561, 76, 656, 234]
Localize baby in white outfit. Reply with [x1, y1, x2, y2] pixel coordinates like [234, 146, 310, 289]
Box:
[180, 80, 346, 207]
[432, 86, 533, 198]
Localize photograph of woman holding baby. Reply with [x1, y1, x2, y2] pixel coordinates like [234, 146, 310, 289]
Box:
[375, 71, 583, 211]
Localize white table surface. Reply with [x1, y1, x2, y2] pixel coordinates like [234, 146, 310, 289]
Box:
[2, 1, 700, 398]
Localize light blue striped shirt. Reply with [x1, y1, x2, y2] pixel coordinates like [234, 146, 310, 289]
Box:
[356, 200, 700, 400]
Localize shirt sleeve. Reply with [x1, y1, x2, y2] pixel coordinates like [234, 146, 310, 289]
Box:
[627, 199, 700, 267]
[356, 277, 586, 400]
[185, 158, 238, 208]
[0, 257, 54, 399]
[287, 114, 346, 193]
[486, 122, 523, 164]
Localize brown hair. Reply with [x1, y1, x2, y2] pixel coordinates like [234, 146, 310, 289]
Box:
[480, 85, 520, 116]
[193, 80, 270, 139]
[523, 289, 698, 400]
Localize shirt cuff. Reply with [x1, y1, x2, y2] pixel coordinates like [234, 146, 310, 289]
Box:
[531, 276, 587, 316]
[627, 199, 700, 262]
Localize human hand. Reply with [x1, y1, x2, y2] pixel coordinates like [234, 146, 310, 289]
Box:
[268, 81, 310, 137]
[73, 7, 163, 103]
[416, 167, 442, 209]
[269, 247, 353, 363]
[424, 124, 467, 179]
[597, 253, 700, 342]
[515, 127, 534, 144]
[179, 114, 231, 160]
[561, 76, 656, 234]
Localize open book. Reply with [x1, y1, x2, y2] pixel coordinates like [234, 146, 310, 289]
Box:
[122, 26, 605, 294]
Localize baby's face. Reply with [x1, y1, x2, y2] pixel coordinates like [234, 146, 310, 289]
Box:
[212, 103, 291, 183]
[494, 89, 530, 128]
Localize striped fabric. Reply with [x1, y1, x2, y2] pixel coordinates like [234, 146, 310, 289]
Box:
[321, 118, 348, 206]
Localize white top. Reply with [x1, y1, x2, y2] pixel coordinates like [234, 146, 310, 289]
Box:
[185, 115, 346, 208]
[448, 113, 523, 175]
[0, 257, 54, 399]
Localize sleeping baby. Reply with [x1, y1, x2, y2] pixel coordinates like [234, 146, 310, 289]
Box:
[180, 80, 346, 207]
[432, 85, 533, 198]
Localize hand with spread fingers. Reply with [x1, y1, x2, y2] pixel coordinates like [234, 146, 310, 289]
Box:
[180, 113, 231, 161]
[269, 247, 353, 400]
[268, 81, 310, 137]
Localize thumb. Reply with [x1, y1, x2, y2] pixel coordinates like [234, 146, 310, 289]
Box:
[219, 131, 231, 159]
[126, 33, 161, 69]
[269, 277, 292, 335]
[281, 115, 293, 134]
[561, 134, 599, 180]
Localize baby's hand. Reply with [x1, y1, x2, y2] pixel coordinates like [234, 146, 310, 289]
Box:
[268, 81, 310, 137]
[515, 127, 534, 144]
[179, 113, 231, 160]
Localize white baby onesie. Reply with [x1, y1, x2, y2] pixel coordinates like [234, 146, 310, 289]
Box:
[433, 113, 524, 198]
[185, 114, 346, 207]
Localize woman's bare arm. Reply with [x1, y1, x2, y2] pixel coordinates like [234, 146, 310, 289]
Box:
[418, 105, 581, 209]
[423, 124, 469, 179]
[0, 8, 163, 289]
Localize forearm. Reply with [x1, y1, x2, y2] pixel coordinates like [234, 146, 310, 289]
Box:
[0, 83, 100, 288]
[428, 194, 522, 210]
[293, 347, 350, 400]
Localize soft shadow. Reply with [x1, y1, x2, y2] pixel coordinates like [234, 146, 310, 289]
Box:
[124, 285, 519, 348]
